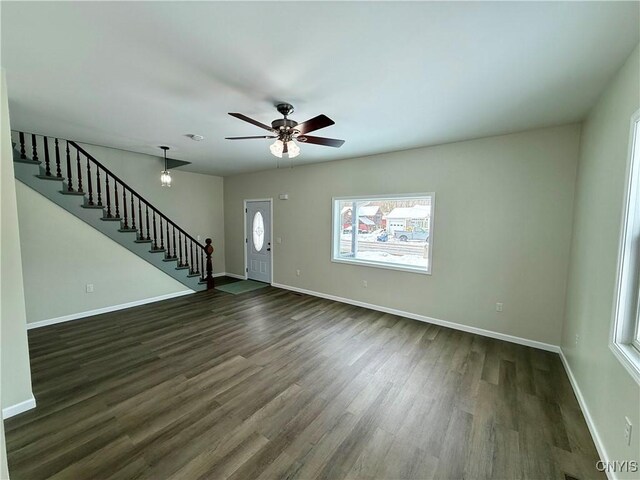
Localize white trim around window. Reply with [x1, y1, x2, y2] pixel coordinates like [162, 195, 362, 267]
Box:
[610, 108, 640, 385]
[331, 193, 435, 275]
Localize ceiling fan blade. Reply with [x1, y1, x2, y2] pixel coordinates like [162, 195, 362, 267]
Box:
[225, 136, 276, 140]
[228, 113, 274, 132]
[297, 135, 345, 148]
[294, 114, 335, 135]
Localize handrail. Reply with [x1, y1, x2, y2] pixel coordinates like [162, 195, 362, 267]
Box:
[68, 141, 204, 249]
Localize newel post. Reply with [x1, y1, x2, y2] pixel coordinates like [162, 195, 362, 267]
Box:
[205, 238, 214, 290]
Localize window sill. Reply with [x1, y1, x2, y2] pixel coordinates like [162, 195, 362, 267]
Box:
[331, 257, 431, 275]
[610, 341, 640, 385]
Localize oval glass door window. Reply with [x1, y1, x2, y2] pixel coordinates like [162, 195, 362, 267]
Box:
[252, 211, 265, 252]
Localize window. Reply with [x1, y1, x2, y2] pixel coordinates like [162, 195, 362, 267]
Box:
[253, 211, 265, 252]
[332, 194, 434, 274]
[611, 109, 640, 384]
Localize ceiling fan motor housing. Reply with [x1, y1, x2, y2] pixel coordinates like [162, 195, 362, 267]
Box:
[271, 118, 298, 131]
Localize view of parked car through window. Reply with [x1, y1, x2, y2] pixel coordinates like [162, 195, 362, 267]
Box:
[333, 194, 434, 273]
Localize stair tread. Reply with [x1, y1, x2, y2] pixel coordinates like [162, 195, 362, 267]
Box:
[81, 204, 104, 209]
[36, 175, 65, 181]
[149, 249, 166, 253]
[15, 159, 41, 165]
[187, 273, 201, 278]
[101, 217, 122, 221]
[118, 228, 138, 233]
[59, 190, 86, 196]
[134, 239, 152, 243]
[162, 258, 178, 262]
[175, 266, 190, 270]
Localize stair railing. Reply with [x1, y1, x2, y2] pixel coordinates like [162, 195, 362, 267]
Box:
[15, 131, 215, 289]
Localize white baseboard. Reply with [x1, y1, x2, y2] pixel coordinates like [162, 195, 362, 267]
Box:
[2, 394, 36, 419]
[271, 283, 560, 353]
[559, 349, 613, 480]
[26, 290, 195, 330]
[213, 272, 227, 278]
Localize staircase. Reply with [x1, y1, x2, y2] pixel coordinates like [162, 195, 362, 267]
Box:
[11, 131, 215, 292]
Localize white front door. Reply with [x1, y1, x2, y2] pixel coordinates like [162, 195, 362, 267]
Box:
[246, 200, 271, 283]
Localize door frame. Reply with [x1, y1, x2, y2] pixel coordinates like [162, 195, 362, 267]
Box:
[243, 198, 274, 284]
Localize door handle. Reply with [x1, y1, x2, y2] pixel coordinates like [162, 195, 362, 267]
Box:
[267, 248, 271, 251]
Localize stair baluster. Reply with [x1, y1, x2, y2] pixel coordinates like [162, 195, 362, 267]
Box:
[76, 150, 83, 193]
[172, 226, 177, 259]
[145, 204, 151, 241]
[65, 142, 74, 192]
[165, 220, 170, 259]
[54, 138, 62, 178]
[159, 217, 164, 251]
[189, 241, 194, 274]
[43, 137, 52, 176]
[200, 249, 204, 281]
[178, 231, 184, 266]
[122, 186, 129, 229]
[114, 180, 120, 218]
[19, 132, 26, 159]
[31, 134, 38, 162]
[86, 156, 94, 205]
[152, 211, 158, 250]
[137, 198, 144, 239]
[96, 168, 103, 206]
[184, 235, 189, 269]
[130, 191, 136, 230]
[105, 174, 113, 217]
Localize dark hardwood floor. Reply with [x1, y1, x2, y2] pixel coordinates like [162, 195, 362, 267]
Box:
[5, 281, 603, 479]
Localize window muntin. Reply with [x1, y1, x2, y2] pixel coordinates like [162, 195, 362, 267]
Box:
[332, 194, 434, 274]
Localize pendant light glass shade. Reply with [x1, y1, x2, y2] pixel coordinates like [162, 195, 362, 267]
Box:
[160, 146, 171, 187]
[287, 141, 300, 158]
[270, 139, 284, 158]
[160, 170, 172, 187]
[270, 139, 300, 159]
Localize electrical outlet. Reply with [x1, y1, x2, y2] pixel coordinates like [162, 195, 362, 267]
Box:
[86, 284, 94, 293]
[363, 280, 368, 288]
[575, 334, 579, 346]
[296, 269, 300, 277]
[496, 303, 503, 312]
[625, 417, 632, 446]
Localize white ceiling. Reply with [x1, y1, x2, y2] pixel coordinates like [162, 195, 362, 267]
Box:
[2, 1, 638, 176]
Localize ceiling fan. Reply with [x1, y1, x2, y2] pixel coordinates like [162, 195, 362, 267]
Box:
[225, 103, 345, 158]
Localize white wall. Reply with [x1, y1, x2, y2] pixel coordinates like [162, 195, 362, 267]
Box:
[562, 44, 640, 476]
[225, 124, 581, 347]
[16, 182, 191, 324]
[1, 71, 33, 476]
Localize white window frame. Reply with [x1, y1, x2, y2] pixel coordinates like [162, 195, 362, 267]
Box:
[331, 193, 435, 275]
[610, 108, 640, 385]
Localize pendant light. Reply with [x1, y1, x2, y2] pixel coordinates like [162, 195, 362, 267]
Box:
[160, 146, 171, 187]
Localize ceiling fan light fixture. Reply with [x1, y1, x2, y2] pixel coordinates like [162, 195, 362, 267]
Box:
[227, 105, 344, 164]
[270, 139, 284, 158]
[287, 141, 300, 158]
